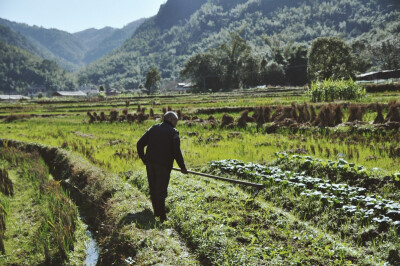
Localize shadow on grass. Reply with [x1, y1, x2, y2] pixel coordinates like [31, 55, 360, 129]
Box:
[119, 208, 157, 230]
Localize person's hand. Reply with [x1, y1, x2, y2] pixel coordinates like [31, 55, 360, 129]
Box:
[181, 168, 188, 174]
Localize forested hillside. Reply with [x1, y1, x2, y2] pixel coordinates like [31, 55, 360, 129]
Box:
[0, 18, 145, 71]
[78, 0, 400, 89]
[0, 41, 75, 94]
[78, 18, 146, 64]
[0, 24, 39, 56]
[0, 18, 86, 71]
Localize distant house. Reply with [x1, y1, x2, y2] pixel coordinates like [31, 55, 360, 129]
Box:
[356, 69, 400, 81]
[0, 95, 30, 102]
[77, 86, 99, 96]
[107, 89, 122, 96]
[53, 91, 87, 97]
[171, 82, 193, 92]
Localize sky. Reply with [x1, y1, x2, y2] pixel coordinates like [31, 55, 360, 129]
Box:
[0, 0, 166, 33]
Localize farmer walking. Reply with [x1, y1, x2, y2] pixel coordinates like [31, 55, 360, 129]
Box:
[137, 111, 188, 222]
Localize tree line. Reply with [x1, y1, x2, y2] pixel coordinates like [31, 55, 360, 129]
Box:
[180, 33, 400, 92]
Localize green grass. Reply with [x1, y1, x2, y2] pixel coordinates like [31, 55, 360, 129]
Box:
[1, 91, 400, 264]
[0, 113, 399, 173]
[127, 169, 379, 264]
[0, 147, 82, 265]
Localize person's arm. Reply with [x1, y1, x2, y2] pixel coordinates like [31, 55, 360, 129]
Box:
[137, 128, 151, 164]
[172, 131, 187, 173]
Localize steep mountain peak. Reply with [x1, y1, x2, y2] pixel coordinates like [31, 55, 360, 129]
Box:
[155, 0, 207, 29]
[80, 0, 400, 89]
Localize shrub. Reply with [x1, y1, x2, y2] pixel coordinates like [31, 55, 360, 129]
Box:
[308, 79, 366, 102]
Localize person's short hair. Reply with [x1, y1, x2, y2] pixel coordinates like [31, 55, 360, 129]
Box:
[163, 111, 178, 123]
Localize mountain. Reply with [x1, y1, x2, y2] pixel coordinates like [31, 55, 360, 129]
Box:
[74, 26, 117, 51]
[0, 18, 86, 71]
[77, 18, 146, 64]
[0, 24, 39, 55]
[0, 17, 145, 71]
[78, 0, 400, 89]
[0, 41, 75, 94]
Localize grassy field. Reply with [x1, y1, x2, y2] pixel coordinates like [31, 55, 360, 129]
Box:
[0, 89, 400, 264]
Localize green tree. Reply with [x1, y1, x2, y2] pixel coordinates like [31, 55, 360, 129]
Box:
[180, 53, 222, 92]
[261, 61, 286, 86]
[307, 37, 355, 81]
[145, 67, 161, 94]
[264, 35, 287, 66]
[371, 38, 400, 70]
[285, 45, 308, 86]
[351, 40, 372, 73]
[217, 32, 252, 90]
[240, 55, 260, 88]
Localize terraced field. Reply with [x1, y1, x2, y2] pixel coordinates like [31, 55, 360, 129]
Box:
[0, 90, 399, 264]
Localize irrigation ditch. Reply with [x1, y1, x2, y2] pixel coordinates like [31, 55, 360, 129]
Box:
[0, 139, 129, 264]
[0, 138, 200, 265]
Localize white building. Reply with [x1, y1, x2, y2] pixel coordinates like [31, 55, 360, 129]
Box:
[53, 91, 87, 97]
[0, 95, 30, 102]
[172, 82, 193, 92]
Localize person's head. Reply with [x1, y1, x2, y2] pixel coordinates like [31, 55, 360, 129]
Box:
[163, 111, 179, 127]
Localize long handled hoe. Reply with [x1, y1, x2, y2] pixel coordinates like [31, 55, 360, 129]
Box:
[172, 168, 264, 197]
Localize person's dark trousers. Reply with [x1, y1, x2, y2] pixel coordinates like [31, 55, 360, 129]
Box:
[146, 163, 171, 221]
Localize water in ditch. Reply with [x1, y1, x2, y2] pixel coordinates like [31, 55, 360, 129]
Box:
[84, 229, 99, 266]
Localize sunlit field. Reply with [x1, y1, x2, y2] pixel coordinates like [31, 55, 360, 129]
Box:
[1, 89, 400, 264]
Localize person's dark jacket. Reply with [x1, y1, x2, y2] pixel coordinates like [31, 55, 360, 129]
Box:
[137, 122, 186, 170]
